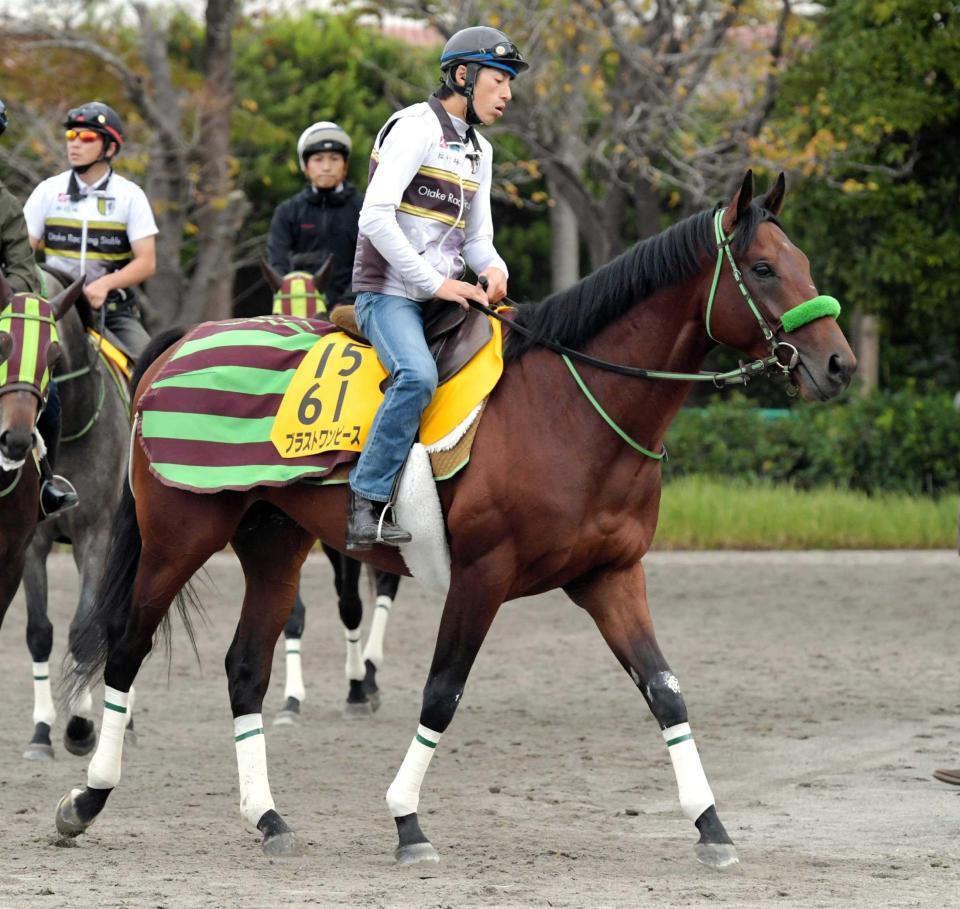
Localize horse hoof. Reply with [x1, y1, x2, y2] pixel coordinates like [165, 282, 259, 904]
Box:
[366, 689, 381, 712]
[395, 841, 440, 865]
[262, 830, 301, 857]
[63, 717, 96, 756]
[696, 842, 739, 870]
[55, 789, 89, 837]
[273, 709, 301, 727]
[24, 743, 55, 762]
[342, 699, 374, 720]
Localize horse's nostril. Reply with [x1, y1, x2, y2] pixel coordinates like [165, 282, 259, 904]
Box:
[827, 353, 852, 386]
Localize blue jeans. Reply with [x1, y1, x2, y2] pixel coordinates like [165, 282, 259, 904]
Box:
[349, 292, 438, 502]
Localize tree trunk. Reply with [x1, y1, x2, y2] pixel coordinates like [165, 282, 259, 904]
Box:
[852, 307, 880, 394]
[547, 174, 579, 292]
[182, 0, 247, 324]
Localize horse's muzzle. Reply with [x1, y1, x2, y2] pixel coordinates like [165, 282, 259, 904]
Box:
[0, 427, 33, 462]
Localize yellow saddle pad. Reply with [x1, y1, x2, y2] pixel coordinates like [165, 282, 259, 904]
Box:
[271, 318, 503, 459]
[87, 329, 132, 380]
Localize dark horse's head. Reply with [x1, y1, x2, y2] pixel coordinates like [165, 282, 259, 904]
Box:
[260, 255, 334, 319]
[0, 271, 84, 466]
[706, 171, 856, 400]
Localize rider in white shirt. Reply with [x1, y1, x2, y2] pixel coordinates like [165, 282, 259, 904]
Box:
[24, 102, 157, 359]
[346, 26, 527, 549]
[23, 102, 158, 517]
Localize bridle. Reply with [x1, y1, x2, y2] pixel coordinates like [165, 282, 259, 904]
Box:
[471, 206, 841, 459]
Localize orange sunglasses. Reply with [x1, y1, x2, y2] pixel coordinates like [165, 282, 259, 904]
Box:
[65, 128, 102, 143]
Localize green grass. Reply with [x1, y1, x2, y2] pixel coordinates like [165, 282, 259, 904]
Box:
[654, 476, 958, 549]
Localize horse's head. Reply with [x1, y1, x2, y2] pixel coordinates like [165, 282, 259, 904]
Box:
[705, 171, 856, 401]
[261, 255, 333, 319]
[0, 271, 84, 466]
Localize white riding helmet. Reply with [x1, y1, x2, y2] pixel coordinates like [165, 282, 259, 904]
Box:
[296, 121, 352, 166]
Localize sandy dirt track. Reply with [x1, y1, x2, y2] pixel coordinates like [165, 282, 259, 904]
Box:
[0, 549, 958, 909]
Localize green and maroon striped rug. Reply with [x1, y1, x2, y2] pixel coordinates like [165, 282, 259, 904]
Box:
[137, 315, 354, 493]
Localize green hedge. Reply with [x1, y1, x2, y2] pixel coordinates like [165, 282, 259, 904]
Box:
[664, 389, 960, 496]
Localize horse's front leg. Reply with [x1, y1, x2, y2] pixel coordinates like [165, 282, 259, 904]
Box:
[385, 565, 505, 865]
[22, 537, 57, 760]
[567, 561, 738, 870]
[361, 569, 401, 707]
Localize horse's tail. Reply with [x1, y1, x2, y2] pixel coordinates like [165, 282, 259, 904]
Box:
[62, 325, 198, 704]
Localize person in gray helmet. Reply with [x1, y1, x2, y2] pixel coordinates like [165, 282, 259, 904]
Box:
[347, 26, 528, 550]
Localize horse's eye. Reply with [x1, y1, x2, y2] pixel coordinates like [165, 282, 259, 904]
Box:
[752, 262, 775, 278]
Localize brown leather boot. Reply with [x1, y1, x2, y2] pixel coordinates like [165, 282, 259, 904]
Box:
[345, 488, 412, 551]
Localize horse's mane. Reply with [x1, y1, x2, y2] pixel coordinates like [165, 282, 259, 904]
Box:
[503, 201, 777, 361]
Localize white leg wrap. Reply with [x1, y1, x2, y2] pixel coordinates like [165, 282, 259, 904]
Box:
[385, 724, 441, 818]
[71, 684, 94, 718]
[234, 714, 275, 826]
[283, 639, 306, 703]
[663, 722, 715, 822]
[87, 687, 129, 790]
[32, 662, 57, 727]
[344, 628, 364, 682]
[362, 595, 392, 668]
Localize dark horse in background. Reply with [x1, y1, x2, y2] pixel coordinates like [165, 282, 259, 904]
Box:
[0, 272, 86, 743]
[260, 259, 402, 722]
[56, 173, 854, 865]
[19, 269, 133, 760]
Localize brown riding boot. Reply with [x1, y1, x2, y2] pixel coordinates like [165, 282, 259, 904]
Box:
[345, 488, 412, 551]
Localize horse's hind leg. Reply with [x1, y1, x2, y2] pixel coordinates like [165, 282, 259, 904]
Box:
[567, 561, 738, 870]
[274, 582, 307, 726]
[361, 570, 401, 708]
[56, 515, 235, 839]
[229, 513, 313, 855]
[22, 536, 57, 760]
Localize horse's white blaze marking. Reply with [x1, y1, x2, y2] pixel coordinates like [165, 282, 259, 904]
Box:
[234, 713, 275, 825]
[31, 661, 56, 727]
[87, 686, 129, 790]
[662, 722, 715, 822]
[344, 627, 364, 682]
[283, 639, 306, 703]
[386, 724, 442, 817]
[362, 595, 393, 669]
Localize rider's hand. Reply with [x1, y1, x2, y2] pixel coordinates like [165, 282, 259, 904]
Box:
[478, 267, 507, 305]
[84, 276, 112, 310]
[435, 278, 489, 311]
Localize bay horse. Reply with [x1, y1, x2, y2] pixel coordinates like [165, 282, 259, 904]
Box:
[261, 259, 403, 723]
[20, 269, 134, 760]
[0, 272, 85, 714]
[56, 173, 854, 865]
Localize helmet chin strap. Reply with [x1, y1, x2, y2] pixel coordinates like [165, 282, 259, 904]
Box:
[446, 62, 483, 125]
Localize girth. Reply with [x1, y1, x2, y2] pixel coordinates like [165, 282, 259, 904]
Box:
[330, 300, 492, 385]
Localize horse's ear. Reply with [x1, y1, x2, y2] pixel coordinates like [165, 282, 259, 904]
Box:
[722, 170, 755, 234]
[260, 257, 284, 292]
[314, 254, 335, 293]
[762, 172, 787, 216]
[45, 340, 62, 369]
[49, 275, 86, 320]
[0, 269, 13, 306]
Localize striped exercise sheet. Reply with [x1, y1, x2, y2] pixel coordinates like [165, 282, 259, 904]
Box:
[137, 315, 354, 493]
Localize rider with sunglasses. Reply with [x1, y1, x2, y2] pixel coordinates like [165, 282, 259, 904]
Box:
[346, 26, 527, 549]
[23, 101, 157, 359]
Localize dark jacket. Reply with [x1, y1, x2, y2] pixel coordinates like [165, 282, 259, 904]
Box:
[266, 182, 363, 310]
[0, 181, 39, 293]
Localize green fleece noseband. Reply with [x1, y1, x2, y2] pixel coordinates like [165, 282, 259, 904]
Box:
[781, 294, 841, 333]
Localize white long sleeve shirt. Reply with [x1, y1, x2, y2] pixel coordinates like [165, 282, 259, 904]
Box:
[352, 97, 507, 301]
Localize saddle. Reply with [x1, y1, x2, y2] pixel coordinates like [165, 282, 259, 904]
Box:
[330, 300, 492, 385]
